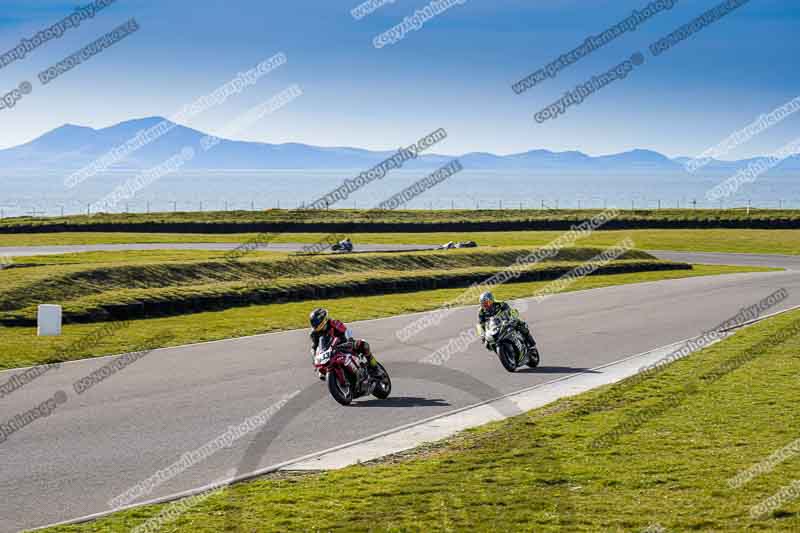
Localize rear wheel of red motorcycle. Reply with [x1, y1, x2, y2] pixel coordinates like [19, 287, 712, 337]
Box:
[372, 364, 391, 399]
[327, 370, 353, 405]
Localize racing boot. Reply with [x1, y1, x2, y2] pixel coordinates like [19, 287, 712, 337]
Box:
[366, 354, 382, 378]
[356, 340, 382, 378]
[519, 323, 537, 350]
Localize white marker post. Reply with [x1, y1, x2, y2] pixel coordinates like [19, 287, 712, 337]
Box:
[37, 305, 62, 336]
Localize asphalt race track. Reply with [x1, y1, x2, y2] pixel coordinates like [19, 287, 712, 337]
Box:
[2, 243, 797, 266]
[1, 252, 799, 531]
[0, 242, 439, 257]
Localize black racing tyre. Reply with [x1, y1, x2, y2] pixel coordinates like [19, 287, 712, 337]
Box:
[371, 363, 392, 399]
[528, 346, 540, 368]
[498, 342, 518, 373]
[327, 369, 353, 405]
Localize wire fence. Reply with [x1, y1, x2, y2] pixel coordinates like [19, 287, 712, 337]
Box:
[1, 197, 799, 218]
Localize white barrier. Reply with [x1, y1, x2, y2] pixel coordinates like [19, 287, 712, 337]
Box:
[37, 304, 62, 336]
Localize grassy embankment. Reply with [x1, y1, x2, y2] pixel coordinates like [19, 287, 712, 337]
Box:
[3, 208, 800, 234]
[42, 303, 800, 532]
[0, 247, 688, 326]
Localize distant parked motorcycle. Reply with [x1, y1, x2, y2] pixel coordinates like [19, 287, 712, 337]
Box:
[439, 240, 478, 249]
[313, 337, 391, 405]
[483, 316, 540, 372]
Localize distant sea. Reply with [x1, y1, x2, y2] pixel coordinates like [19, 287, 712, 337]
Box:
[0, 169, 798, 217]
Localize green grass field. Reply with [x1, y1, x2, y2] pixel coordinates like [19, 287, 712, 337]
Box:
[42, 303, 800, 532]
[2, 228, 799, 254]
[0, 264, 766, 370]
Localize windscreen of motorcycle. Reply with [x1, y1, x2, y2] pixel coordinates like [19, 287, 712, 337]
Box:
[315, 336, 333, 364]
[486, 317, 503, 341]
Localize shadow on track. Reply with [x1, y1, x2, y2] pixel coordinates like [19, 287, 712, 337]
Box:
[516, 365, 601, 374]
[354, 396, 451, 408]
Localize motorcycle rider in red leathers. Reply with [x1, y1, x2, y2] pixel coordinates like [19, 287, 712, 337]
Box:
[309, 308, 381, 380]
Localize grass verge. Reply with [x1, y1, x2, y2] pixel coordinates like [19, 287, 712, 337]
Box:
[41, 306, 800, 532]
[0, 264, 769, 370]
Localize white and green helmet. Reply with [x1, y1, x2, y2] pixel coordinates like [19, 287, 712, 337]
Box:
[480, 291, 495, 309]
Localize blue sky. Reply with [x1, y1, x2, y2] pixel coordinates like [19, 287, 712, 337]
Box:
[0, 0, 797, 158]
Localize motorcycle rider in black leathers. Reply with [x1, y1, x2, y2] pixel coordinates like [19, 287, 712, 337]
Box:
[477, 291, 537, 349]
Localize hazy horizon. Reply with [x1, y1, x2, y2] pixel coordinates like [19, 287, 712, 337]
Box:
[4, 114, 799, 162]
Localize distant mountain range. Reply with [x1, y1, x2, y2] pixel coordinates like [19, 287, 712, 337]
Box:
[1, 116, 798, 174]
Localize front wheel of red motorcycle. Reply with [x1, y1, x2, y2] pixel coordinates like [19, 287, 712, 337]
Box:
[371, 364, 391, 399]
[327, 370, 353, 405]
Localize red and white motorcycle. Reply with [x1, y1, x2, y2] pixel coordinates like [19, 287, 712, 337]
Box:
[313, 338, 391, 405]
